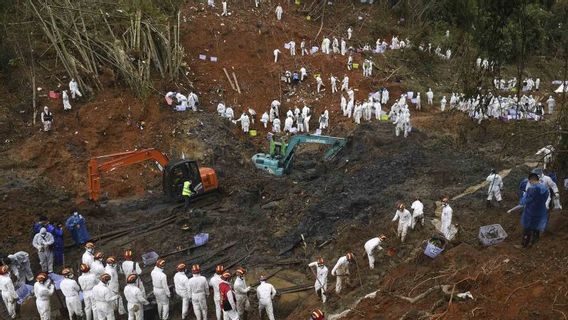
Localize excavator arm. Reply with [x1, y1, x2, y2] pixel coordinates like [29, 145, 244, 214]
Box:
[88, 149, 170, 201]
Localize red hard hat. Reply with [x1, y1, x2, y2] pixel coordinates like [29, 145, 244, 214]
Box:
[36, 273, 48, 283]
[94, 252, 104, 260]
[0, 265, 9, 275]
[346, 252, 354, 261]
[215, 265, 225, 275]
[311, 309, 325, 320]
[156, 259, 166, 268]
[127, 274, 138, 284]
[100, 273, 111, 283]
[176, 263, 187, 272]
[191, 264, 201, 274]
[124, 250, 133, 259]
[80, 263, 90, 273]
[317, 257, 324, 265]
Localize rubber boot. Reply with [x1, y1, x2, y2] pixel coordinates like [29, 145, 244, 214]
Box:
[521, 229, 531, 248]
[531, 230, 540, 245]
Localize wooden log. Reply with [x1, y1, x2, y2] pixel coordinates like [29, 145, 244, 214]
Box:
[232, 72, 241, 94]
[223, 68, 236, 91]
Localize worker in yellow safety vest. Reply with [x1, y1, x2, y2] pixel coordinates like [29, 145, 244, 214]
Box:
[182, 180, 193, 210]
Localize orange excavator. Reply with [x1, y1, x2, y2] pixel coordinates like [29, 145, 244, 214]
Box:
[87, 148, 218, 202]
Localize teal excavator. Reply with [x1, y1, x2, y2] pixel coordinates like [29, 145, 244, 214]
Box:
[252, 135, 347, 176]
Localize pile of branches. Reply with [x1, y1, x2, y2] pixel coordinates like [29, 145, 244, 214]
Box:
[26, 0, 184, 96]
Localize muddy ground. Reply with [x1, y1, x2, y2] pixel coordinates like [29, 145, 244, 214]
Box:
[1, 1, 567, 319]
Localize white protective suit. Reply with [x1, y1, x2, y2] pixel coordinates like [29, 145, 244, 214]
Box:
[441, 204, 453, 240]
[260, 112, 269, 128]
[173, 271, 190, 319]
[209, 274, 223, 320]
[124, 283, 149, 320]
[121, 260, 146, 297]
[392, 208, 412, 242]
[233, 276, 251, 318]
[256, 281, 277, 320]
[0, 273, 18, 318]
[486, 173, 504, 202]
[225, 107, 234, 121]
[151, 266, 170, 320]
[104, 265, 126, 315]
[32, 228, 54, 273]
[8, 251, 34, 287]
[34, 281, 55, 320]
[308, 261, 328, 302]
[61, 277, 84, 319]
[275, 5, 283, 20]
[331, 256, 350, 293]
[93, 281, 118, 320]
[62, 90, 72, 110]
[426, 89, 433, 105]
[217, 103, 226, 116]
[69, 79, 82, 99]
[82, 249, 95, 267]
[536, 146, 554, 170]
[236, 113, 250, 133]
[525, 173, 562, 209]
[91, 260, 105, 280]
[187, 273, 209, 320]
[411, 200, 424, 229]
[78, 271, 98, 320]
[272, 118, 281, 133]
[284, 116, 294, 132]
[364, 237, 384, 269]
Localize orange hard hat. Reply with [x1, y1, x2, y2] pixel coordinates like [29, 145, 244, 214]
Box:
[346, 252, 354, 261]
[156, 259, 166, 268]
[222, 272, 232, 280]
[127, 274, 138, 284]
[85, 242, 95, 249]
[0, 265, 9, 275]
[94, 252, 104, 260]
[100, 273, 111, 283]
[124, 250, 133, 259]
[176, 263, 187, 272]
[61, 268, 73, 276]
[311, 309, 325, 320]
[215, 265, 225, 275]
[317, 257, 325, 265]
[379, 234, 387, 241]
[191, 264, 201, 274]
[36, 273, 48, 283]
[106, 256, 116, 265]
[236, 267, 246, 276]
[80, 263, 90, 273]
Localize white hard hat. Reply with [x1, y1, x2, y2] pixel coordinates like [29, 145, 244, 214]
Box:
[40, 227, 47, 234]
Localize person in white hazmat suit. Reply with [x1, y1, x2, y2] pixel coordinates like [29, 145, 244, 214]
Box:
[440, 198, 454, 240]
[173, 263, 190, 319]
[302, 105, 311, 132]
[392, 203, 412, 242]
[82, 242, 96, 267]
[256, 276, 277, 320]
[411, 198, 424, 229]
[209, 265, 225, 320]
[331, 252, 354, 294]
[236, 113, 250, 133]
[69, 79, 82, 99]
[93, 273, 118, 320]
[122, 250, 145, 297]
[78, 263, 98, 320]
[275, 5, 283, 20]
[124, 274, 149, 320]
[104, 257, 126, 315]
[217, 102, 226, 116]
[187, 264, 209, 320]
[151, 259, 170, 320]
[308, 258, 328, 303]
[486, 169, 504, 207]
[91, 252, 106, 279]
[272, 116, 281, 133]
[32, 228, 54, 273]
[34, 273, 55, 320]
[62, 90, 72, 110]
[234, 267, 252, 318]
[536, 145, 554, 170]
[364, 235, 386, 269]
[284, 115, 294, 132]
[0, 265, 19, 319]
[225, 106, 234, 121]
[7, 251, 33, 288]
[60, 268, 84, 320]
[260, 112, 269, 128]
[526, 168, 562, 210]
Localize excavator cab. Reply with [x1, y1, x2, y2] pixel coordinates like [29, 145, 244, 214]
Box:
[163, 160, 205, 201]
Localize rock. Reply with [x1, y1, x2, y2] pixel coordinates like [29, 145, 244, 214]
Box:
[261, 200, 280, 210]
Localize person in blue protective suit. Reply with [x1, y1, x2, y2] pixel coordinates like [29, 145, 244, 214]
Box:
[32, 216, 54, 238]
[520, 172, 550, 248]
[65, 210, 90, 246]
[52, 223, 65, 266]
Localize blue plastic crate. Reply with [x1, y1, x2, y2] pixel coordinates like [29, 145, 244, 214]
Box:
[194, 233, 209, 247]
